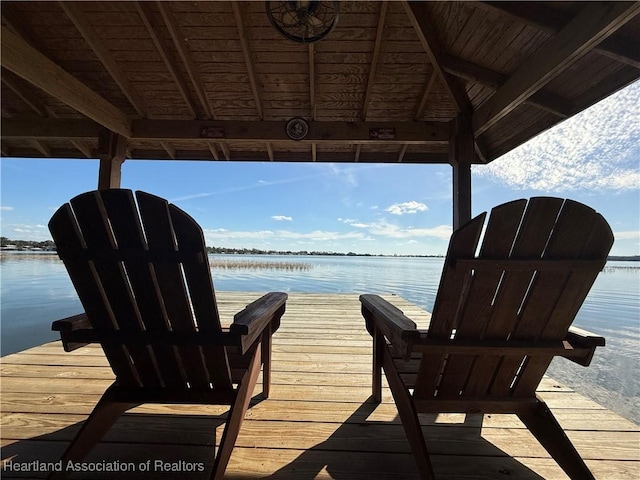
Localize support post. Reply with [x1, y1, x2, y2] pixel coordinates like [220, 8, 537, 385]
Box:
[449, 114, 474, 229]
[97, 130, 127, 190]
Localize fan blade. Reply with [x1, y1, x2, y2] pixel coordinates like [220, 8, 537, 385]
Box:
[307, 15, 324, 27]
[282, 11, 300, 26]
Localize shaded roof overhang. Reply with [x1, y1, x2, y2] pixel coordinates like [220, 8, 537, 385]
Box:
[1, 1, 639, 164]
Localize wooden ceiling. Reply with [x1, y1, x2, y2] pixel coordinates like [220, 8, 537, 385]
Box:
[1, 1, 639, 164]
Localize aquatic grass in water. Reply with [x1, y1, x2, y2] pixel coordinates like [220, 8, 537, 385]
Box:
[210, 259, 312, 271]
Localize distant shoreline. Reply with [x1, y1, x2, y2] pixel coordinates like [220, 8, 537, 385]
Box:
[0, 250, 638, 262]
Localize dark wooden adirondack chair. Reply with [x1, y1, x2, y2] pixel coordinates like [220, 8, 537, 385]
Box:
[48, 189, 287, 480]
[360, 197, 613, 480]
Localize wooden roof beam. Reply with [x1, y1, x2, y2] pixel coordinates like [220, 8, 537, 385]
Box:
[440, 55, 572, 118]
[3, 119, 451, 147]
[157, 2, 214, 119]
[479, 1, 640, 69]
[72, 140, 93, 159]
[232, 1, 264, 121]
[309, 44, 318, 161]
[32, 140, 51, 157]
[2, 71, 94, 157]
[403, 1, 472, 115]
[60, 2, 148, 118]
[308, 44, 316, 121]
[1, 70, 51, 117]
[135, 2, 198, 118]
[1, 118, 101, 140]
[131, 120, 450, 145]
[232, 2, 272, 159]
[207, 142, 220, 161]
[160, 141, 176, 159]
[473, 2, 640, 136]
[1, 29, 131, 137]
[362, 1, 388, 120]
[414, 70, 437, 120]
[397, 144, 408, 163]
[219, 143, 231, 161]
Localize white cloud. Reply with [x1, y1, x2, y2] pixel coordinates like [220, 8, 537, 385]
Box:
[366, 219, 452, 239]
[338, 218, 370, 228]
[614, 231, 640, 240]
[203, 228, 275, 241]
[271, 215, 292, 221]
[203, 227, 364, 244]
[385, 201, 428, 215]
[0, 206, 14, 211]
[475, 81, 640, 192]
[277, 230, 365, 241]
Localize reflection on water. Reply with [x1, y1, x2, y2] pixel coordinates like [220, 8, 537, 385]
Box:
[1, 253, 638, 423]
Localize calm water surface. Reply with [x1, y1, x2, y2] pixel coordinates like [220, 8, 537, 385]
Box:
[1, 253, 638, 423]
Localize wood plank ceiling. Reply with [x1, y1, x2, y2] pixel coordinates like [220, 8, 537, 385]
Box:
[1, 1, 639, 164]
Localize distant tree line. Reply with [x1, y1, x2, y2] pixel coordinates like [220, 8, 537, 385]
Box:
[2, 237, 636, 260]
[0, 237, 56, 250]
[205, 246, 375, 256]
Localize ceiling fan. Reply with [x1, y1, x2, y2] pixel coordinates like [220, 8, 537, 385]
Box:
[266, 1, 340, 43]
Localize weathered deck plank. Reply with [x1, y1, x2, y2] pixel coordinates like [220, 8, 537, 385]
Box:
[1, 292, 638, 479]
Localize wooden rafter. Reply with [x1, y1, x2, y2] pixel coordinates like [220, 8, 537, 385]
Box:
[362, 1, 388, 120]
[207, 142, 220, 161]
[232, 2, 272, 158]
[219, 142, 231, 161]
[473, 1, 640, 136]
[308, 44, 316, 121]
[232, 2, 264, 120]
[2, 119, 100, 140]
[60, 2, 147, 118]
[1, 29, 131, 137]
[135, 2, 198, 118]
[403, 1, 472, 115]
[157, 2, 214, 119]
[1, 11, 39, 48]
[479, 1, 640, 69]
[309, 44, 317, 162]
[1, 70, 50, 117]
[441, 55, 572, 118]
[160, 141, 176, 159]
[414, 70, 437, 120]
[31, 140, 51, 157]
[397, 144, 408, 163]
[72, 141, 93, 159]
[2, 72, 94, 158]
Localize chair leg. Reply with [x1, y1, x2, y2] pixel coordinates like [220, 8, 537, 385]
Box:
[48, 386, 137, 480]
[517, 399, 595, 480]
[261, 329, 272, 399]
[210, 343, 262, 480]
[372, 328, 383, 403]
[381, 345, 435, 480]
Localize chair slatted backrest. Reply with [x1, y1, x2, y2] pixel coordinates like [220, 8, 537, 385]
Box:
[415, 197, 613, 400]
[49, 190, 232, 391]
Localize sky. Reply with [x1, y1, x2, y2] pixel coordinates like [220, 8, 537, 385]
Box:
[1, 81, 638, 257]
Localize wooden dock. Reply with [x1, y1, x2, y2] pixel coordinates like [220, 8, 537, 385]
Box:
[1, 293, 638, 479]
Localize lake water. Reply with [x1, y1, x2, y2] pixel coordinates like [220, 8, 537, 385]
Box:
[1, 253, 638, 424]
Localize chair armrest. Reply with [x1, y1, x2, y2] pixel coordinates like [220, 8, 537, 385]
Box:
[360, 294, 420, 359]
[51, 313, 92, 352]
[563, 325, 605, 366]
[231, 292, 288, 354]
